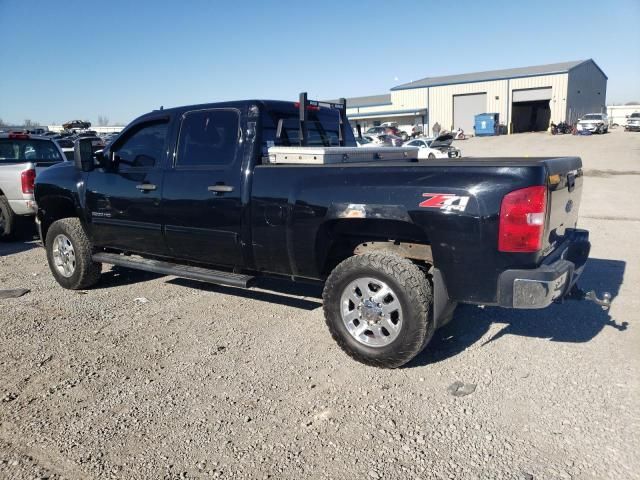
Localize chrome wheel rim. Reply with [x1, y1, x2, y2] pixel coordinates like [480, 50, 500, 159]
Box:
[340, 277, 403, 347]
[52, 234, 76, 278]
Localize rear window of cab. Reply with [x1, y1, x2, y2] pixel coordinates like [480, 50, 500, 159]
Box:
[0, 138, 63, 164]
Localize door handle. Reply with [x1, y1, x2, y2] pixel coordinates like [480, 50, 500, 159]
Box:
[136, 183, 157, 192]
[208, 185, 234, 193]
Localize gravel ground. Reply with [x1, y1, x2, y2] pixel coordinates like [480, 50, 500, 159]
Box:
[1, 128, 639, 479]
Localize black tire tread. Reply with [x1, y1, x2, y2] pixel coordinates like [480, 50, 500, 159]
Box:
[323, 252, 434, 368]
[45, 218, 102, 290]
[0, 195, 16, 240]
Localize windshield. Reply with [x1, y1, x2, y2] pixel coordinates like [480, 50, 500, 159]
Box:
[630, 113, 640, 118]
[0, 138, 63, 165]
[583, 114, 602, 120]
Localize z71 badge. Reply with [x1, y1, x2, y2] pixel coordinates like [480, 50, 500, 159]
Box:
[419, 193, 470, 212]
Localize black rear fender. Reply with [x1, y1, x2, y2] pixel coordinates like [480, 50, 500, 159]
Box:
[316, 218, 431, 275]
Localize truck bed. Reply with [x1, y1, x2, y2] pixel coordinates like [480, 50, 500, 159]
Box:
[251, 156, 583, 304]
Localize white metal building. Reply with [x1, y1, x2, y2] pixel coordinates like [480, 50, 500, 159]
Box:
[346, 59, 607, 135]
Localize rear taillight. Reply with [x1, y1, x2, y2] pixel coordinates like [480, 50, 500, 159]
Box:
[498, 186, 547, 252]
[21, 168, 36, 194]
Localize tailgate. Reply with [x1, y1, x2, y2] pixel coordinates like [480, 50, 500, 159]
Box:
[543, 157, 583, 254]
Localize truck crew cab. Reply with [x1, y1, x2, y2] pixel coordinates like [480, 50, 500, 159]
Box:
[34, 94, 609, 368]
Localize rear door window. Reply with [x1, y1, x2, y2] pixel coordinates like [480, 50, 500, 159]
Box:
[176, 109, 240, 168]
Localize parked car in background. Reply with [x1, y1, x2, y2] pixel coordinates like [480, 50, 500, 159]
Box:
[356, 136, 379, 147]
[101, 132, 120, 145]
[404, 133, 461, 159]
[55, 136, 104, 161]
[0, 132, 66, 239]
[376, 134, 404, 146]
[54, 138, 75, 160]
[77, 130, 98, 138]
[381, 124, 409, 141]
[365, 125, 409, 141]
[365, 126, 387, 137]
[624, 112, 640, 132]
[62, 120, 91, 130]
[576, 113, 608, 134]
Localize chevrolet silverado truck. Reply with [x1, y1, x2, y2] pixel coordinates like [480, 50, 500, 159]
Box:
[0, 132, 66, 239]
[34, 94, 609, 368]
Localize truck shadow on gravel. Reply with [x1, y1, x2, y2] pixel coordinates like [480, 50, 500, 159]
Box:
[0, 240, 38, 256]
[407, 258, 627, 368]
[94, 266, 165, 289]
[167, 276, 324, 310]
[0, 222, 40, 256]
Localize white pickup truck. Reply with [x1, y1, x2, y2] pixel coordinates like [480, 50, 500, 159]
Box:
[0, 132, 67, 239]
[625, 112, 640, 132]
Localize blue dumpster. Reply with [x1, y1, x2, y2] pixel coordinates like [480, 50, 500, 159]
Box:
[474, 113, 500, 136]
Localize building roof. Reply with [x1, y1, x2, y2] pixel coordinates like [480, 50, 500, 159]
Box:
[330, 94, 391, 108]
[391, 59, 606, 90]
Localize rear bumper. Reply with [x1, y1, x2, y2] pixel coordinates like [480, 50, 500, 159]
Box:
[8, 198, 37, 216]
[496, 229, 590, 309]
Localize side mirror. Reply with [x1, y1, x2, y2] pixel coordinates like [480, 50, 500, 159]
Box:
[73, 138, 95, 172]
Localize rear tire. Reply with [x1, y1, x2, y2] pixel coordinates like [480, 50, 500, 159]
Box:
[428, 153, 436, 159]
[323, 253, 434, 368]
[45, 218, 102, 290]
[0, 196, 16, 241]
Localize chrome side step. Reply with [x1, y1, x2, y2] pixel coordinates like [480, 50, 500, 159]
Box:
[92, 252, 255, 289]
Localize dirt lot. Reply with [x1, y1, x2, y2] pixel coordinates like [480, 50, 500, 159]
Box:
[1, 128, 639, 480]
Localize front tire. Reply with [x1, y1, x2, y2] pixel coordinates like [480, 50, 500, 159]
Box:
[45, 218, 102, 290]
[323, 253, 434, 368]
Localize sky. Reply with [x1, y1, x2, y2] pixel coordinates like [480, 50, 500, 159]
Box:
[1, 0, 638, 126]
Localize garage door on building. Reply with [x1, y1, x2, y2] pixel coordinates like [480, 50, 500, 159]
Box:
[453, 93, 487, 134]
[511, 87, 552, 133]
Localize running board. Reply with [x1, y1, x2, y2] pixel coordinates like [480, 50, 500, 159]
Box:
[92, 252, 255, 288]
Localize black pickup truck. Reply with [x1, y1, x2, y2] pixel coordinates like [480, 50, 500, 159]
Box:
[34, 94, 608, 368]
